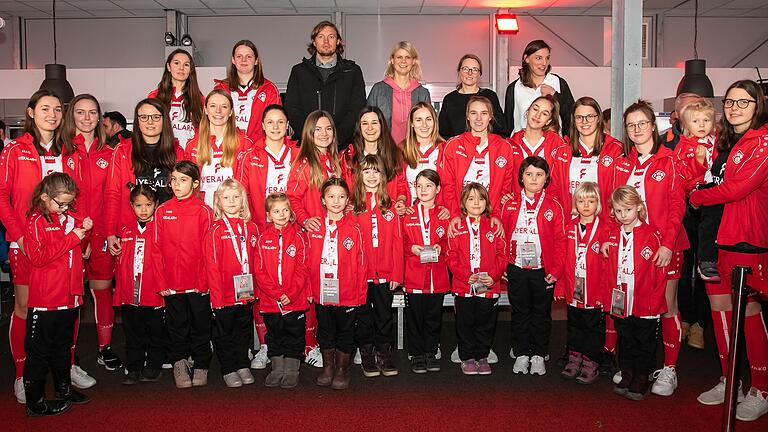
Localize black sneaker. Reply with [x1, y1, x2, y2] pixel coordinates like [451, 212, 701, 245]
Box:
[122, 371, 140, 385]
[140, 369, 162, 382]
[97, 345, 123, 371]
[598, 351, 616, 377]
[410, 355, 427, 374]
[426, 355, 441, 372]
[698, 261, 721, 282]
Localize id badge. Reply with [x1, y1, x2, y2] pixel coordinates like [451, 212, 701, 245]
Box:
[520, 242, 539, 268]
[234, 274, 254, 301]
[132, 275, 142, 305]
[102, 240, 108, 253]
[573, 277, 585, 303]
[420, 245, 439, 264]
[321, 277, 340, 304]
[277, 301, 289, 316]
[470, 272, 489, 295]
[611, 287, 627, 317]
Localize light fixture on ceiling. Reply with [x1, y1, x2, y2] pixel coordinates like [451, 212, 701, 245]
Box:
[676, 0, 713, 97]
[39, 0, 74, 104]
[495, 12, 519, 35]
[180, 34, 194, 47]
[164, 31, 176, 46]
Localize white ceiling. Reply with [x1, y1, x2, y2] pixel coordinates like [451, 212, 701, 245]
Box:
[1, 0, 768, 18]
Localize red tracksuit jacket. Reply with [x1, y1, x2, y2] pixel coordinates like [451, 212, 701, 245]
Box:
[508, 129, 565, 167]
[0, 133, 80, 242]
[674, 134, 718, 194]
[354, 194, 405, 284]
[213, 79, 282, 142]
[689, 126, 768, 249]
[204, 217, 260, 308]
[440, 132, 516, 218]
[25, 211, 85, 310]
[612, 146, 689, 252]
[306, 215, 367, 306]
[601, 222, 668, 318]
[286, 154, 340, 226]
[238, 138, 300, 230]
[556, 216, 611, 308]
[113, 220, 164, 308]
[549, 134, 624, 209]
[446, 216, 508, 297]
[183, 132, 253, 207]
[401, 142, 446, 206]
[340, 145, 409, 202]
[254, 222, 311, 313]
[72, 135, 114, 238]
[402, 205, 450, 294]
[147, 88, 202, 151]
[152, 195, 213, 292]
[499, 191, 567, 281]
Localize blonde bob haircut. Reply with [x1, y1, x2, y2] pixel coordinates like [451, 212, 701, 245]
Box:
[384, 41, 422, 81]
[681, 99, 715, 131]
[609, 185, 647, 222]
[213, 178, 251, 221]
[572, 181, 602, 216]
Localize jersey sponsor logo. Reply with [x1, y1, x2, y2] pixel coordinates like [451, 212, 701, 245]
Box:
[641, 246, 653, 260]
[436, 226, 446, 238]
[257, 92, 267, 102]
[495, 156, 507, 168]
[485, 232, 494, 242]
[173, 122, 194, 132]
[591, 241, 600, 254]
[732, 150, 744, 165]
[544, 209, 554, 222]
[67, 158, 75, 170]
[96, 158, 109, 169]
[18, 156, 37, 162]
[382, 210, 395, 222]
[651, 170, 665, 182]
[238, 104, 246, 115]
[343, 237, 354, 250]
[600, 155, 614, 167]
[286, 244, 297, 257]
[162, 215, 178, 220]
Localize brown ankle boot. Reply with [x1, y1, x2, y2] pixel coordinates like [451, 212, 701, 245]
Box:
[331, 351, 351, 390]
[315, 349, 336, 387]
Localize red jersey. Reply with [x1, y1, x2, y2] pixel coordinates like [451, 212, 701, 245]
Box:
[674, 134, 718, 194]
[446, 216, 507, 297]
[204, 217, 260, 308]
[354, 193, 404, 284]
[402, 204, 450, 294]
[213, 79, 282, 142]
[147, 87, 202, 151]
[508, 130, 565, 167]
[113, 221, 164, 308]
[557, 216, 611, 308]
[254, 222, 311, 314]
[401, 142, 446, 206]
[286, 154, 340, 226]
[71, 134, 114, 237]
[183, 132, 253, 208]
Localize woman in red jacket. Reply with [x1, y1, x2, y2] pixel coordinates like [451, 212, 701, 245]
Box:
[689, 80, 768, 421]
[61, 94, 121, 371]
[401, 102, 446, 205]
[307, 177, 366, 390]
[615, 101, 688, 397]
[214, 40, 281, 142]
[351, 154, 404, 378]
[0, 89, 81, 403]
[184, 89, 252, 208]
[508, 95, 565, 169]
[23, 173, 92, 416]
[254, 193, 310, 389]
[148, 48, 204, 151]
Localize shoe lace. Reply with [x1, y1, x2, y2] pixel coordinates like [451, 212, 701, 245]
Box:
[653, 367, 674, 383]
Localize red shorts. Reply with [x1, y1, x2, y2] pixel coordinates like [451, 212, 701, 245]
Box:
[9, 248, 30, 285]
[665, 250, 684, 280]
[85, 237, 115, 280]
[705, 250, 768, 297]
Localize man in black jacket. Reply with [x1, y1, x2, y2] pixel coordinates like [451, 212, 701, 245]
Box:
[285, 20, 366, 149]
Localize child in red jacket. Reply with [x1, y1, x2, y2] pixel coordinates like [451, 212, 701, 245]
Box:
[254, 193, 310, 389]
[24, 173, 92, 416]
[112, 184, 166, 385]
[204, 178, 259, 388]
[154, 161, 214, 389]
[307, 178, 366, 390]
[501, 156, 566, 377]
[402, 169, 450, 373]
[602, 186, 667, 401]
[447, 183, 507, 376]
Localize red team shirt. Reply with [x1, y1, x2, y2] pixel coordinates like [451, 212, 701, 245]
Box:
[213, 79, 282, 142]
[203, 217, 260, 308]
[254, 222, 311, 314]
[113, 220, 164, 308]
[183, 132, 253, 208]
[446, 216, 508, 298]
[402, 204, 450, 294]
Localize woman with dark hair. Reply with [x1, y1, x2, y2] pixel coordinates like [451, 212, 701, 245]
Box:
[148, 48, 204, 151]
[214, 40, 281, 142]
[689, 80, 768, 421]
[508, 95, 565, 187]
[105, 98, 182, 257]
[505, 40, 575, 136]
[438, 54, 507, 139]
[613, 100, 688, 398]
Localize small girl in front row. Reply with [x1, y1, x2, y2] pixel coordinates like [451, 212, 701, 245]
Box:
[154, 161, 214, 389]
[24, 173, 92, 416]
[402, 169, 450, 374]
[307, 178, 367, 390]
[254, 193, 310, 389]
[556, 182, 608, 384]
[602, 186, 667, 401]
[203, 179, 259, 388]
[446, 183, 507, 376]
[113, 185, 166, 386]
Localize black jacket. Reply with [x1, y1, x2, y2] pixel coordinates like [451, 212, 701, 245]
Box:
[284, 56, 366, 149]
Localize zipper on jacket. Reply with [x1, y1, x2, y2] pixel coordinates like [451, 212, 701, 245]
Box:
[316, 90, 322, 111]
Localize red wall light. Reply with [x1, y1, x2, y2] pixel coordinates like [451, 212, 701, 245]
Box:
[495, 14, 519, 34]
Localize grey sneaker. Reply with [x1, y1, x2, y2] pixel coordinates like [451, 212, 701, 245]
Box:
[223, 372, 243, 388]
[698, 376, 744, 406]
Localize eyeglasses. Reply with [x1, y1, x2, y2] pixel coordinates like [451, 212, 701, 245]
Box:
[51, 196, 73, 209]
[137, 114, 163, 123]
[625, 120, 652, 132]
[575, 114, 599, 123]
[460, 66, 481, 75]
[723, 99, 756, 109]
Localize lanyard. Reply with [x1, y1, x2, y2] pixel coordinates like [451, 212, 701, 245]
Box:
[576, 218, 599, 274]
[369, 194, 379, 248]
[277, 233, 283, 286]
[222, 216, 249, 274]
[520, 191, 545, 242]
[617, 230, 633, 286]
[418, 203, 431, 245]
[265, 144, 290, 169]
[467, 217, 482, 272]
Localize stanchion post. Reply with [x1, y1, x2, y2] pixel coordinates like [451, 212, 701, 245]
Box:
[722, 265, 751, 432]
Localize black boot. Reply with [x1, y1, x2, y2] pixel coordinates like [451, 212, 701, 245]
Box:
[625, 373, 650, 401]
[25, 379, 71, 417]
[53, 369, 91, 405]
[376, 343, 399, 377]
[360, 344, 380, 378]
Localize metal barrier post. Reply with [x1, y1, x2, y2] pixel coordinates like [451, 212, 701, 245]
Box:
[722, 265, 751, 432]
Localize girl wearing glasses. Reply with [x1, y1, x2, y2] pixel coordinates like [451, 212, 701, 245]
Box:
[613, 100, 688, 398]
[505, 40, 575, 137]
[148, 49, 204, 151]
[689, 80, 768, 421]
[438, 54, 507, 139]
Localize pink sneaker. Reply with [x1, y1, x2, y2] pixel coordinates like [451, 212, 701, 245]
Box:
[477, 358, 492, 375]
[461, 359, 479, 375]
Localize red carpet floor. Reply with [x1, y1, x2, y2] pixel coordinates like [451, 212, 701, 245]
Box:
[1, 313, 766, 432]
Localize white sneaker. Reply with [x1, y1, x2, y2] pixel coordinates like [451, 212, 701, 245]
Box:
[14, 377, 25, 404]
[71, 365, 97, 389]
[529, 355, 546, 376]
[250, 344, 269, 369]
[698, 377, 745, 406]
[488, 349, 498, 364]
[450, 347, 460, 364]
[736, 387, 768, 422]
[353, 348, 361, 365]
[513, 355, 530, 374]
[650, 366, 678, 396]
[509, 347, 516, 359]
[435, 346, 442, 360]
[304, 345, 323, 368]
[612, 371, 622, 385]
